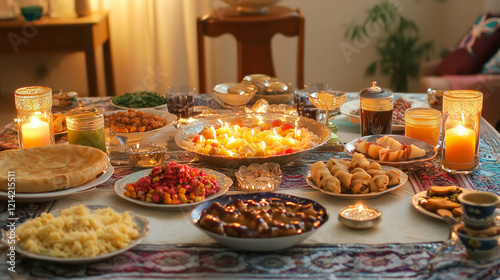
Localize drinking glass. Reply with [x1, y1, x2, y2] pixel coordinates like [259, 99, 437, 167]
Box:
[293, 88, 318, 120]
[166, 85, 196, 119]
[309, 91, 347, 127]
[405, 107, 442, 147]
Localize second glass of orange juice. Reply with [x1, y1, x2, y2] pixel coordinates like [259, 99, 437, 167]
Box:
[405, 107, 442, 147]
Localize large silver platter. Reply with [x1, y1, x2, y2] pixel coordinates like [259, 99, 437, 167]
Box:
[175, 113, 331, 168]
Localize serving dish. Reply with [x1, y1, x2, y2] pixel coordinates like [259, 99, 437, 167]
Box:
[411, 189, 474, 221]
[11, 205, 148, 264]
[306, 165, 408, 199]
[212, 83, 258, 108]
[345, 135, 438, 170]
[190, 193, 329, 251]
[104, 108, 177, 143]
[235, 162, 282, 192]
[110, 97, 169, 110]
[114, 168, 232, 209]
[340, 96, 429, 131]
[0, 163, 114, 202]
[175, 113, 330, 168]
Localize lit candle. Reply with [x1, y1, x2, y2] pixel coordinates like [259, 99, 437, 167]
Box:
[21, 116, 51, 148]
[338, 203, 381, 229]
[444, 124, 476, 170]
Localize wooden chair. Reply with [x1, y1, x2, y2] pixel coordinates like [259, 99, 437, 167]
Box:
[197, 5, 305, 93]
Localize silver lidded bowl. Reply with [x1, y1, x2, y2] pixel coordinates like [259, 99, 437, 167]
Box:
[175, 113, 331, 168]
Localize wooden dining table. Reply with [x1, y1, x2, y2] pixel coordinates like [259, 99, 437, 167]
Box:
[0, 93, 499, 279]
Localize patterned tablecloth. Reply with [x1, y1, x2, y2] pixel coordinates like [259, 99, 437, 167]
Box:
[0, 96, 499, 280]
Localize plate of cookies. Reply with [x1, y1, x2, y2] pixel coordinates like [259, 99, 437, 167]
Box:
[412, 185, 470, 221]
[306, 153, 408, 199]
[345, 135, 438, 170]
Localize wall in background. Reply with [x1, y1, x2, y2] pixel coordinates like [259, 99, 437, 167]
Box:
[0, 0, 488, 98]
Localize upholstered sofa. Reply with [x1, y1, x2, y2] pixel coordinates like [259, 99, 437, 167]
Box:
[419, 58, 500, 130]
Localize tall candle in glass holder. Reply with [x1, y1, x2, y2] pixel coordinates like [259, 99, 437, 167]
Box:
[15, 86, 55, 148]
[21, 115, 51, 148]
[441, 90, 482, 174]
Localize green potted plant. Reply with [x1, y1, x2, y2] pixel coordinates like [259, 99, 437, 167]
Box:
[344, 1, 433, 92]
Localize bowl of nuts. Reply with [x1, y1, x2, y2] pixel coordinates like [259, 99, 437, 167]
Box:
[104, 109, 177, 143]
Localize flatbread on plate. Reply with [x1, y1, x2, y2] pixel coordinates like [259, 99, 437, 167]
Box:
[0, 145, 109, 193]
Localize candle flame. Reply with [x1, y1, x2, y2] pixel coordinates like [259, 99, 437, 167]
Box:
[259, 141, 266, 150]
[210, 125, 216, 140]
[357, 203, 365, 212]
[29, 115, 46, 125]
[456, 125, 468, 136]
[294, 126, 301, 137]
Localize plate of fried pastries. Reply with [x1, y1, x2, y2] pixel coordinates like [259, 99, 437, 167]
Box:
[306, 153, 408, 199]
[412, 186, 472, 221]
[345, 135, 438, 170]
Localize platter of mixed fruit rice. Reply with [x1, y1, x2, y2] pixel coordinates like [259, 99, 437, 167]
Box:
[114, 161, 232, 208]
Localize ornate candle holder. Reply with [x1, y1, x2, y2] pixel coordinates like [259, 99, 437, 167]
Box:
[15, 86, 55, 148]
[441, 90, 483, 174]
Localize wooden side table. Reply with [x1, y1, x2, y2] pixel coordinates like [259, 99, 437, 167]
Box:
[0, 12, 115, 97]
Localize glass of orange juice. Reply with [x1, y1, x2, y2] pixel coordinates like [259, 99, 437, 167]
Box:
[405, 107, 442, 147]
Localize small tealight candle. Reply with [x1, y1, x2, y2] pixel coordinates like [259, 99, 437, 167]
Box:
[338, 203, 381, 229]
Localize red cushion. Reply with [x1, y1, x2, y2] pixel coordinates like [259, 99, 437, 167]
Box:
[436, 14, 500, 75]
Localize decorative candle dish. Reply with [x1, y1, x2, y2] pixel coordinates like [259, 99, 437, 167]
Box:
[126, 143, 166, 167]
[338, 203, 382, 229]
[235, 162, 282, 192]
[175, 113, 330, 168]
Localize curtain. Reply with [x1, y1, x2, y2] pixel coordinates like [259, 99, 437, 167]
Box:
[94, 0, 211, 94]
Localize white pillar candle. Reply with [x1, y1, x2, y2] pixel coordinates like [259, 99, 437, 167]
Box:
[21, 117, 51, 148]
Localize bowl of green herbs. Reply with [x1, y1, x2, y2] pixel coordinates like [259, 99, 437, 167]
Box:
[111, 91, 168, 110]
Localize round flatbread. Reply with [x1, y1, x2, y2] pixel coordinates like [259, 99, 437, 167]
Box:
[0, 145, 109, 193]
